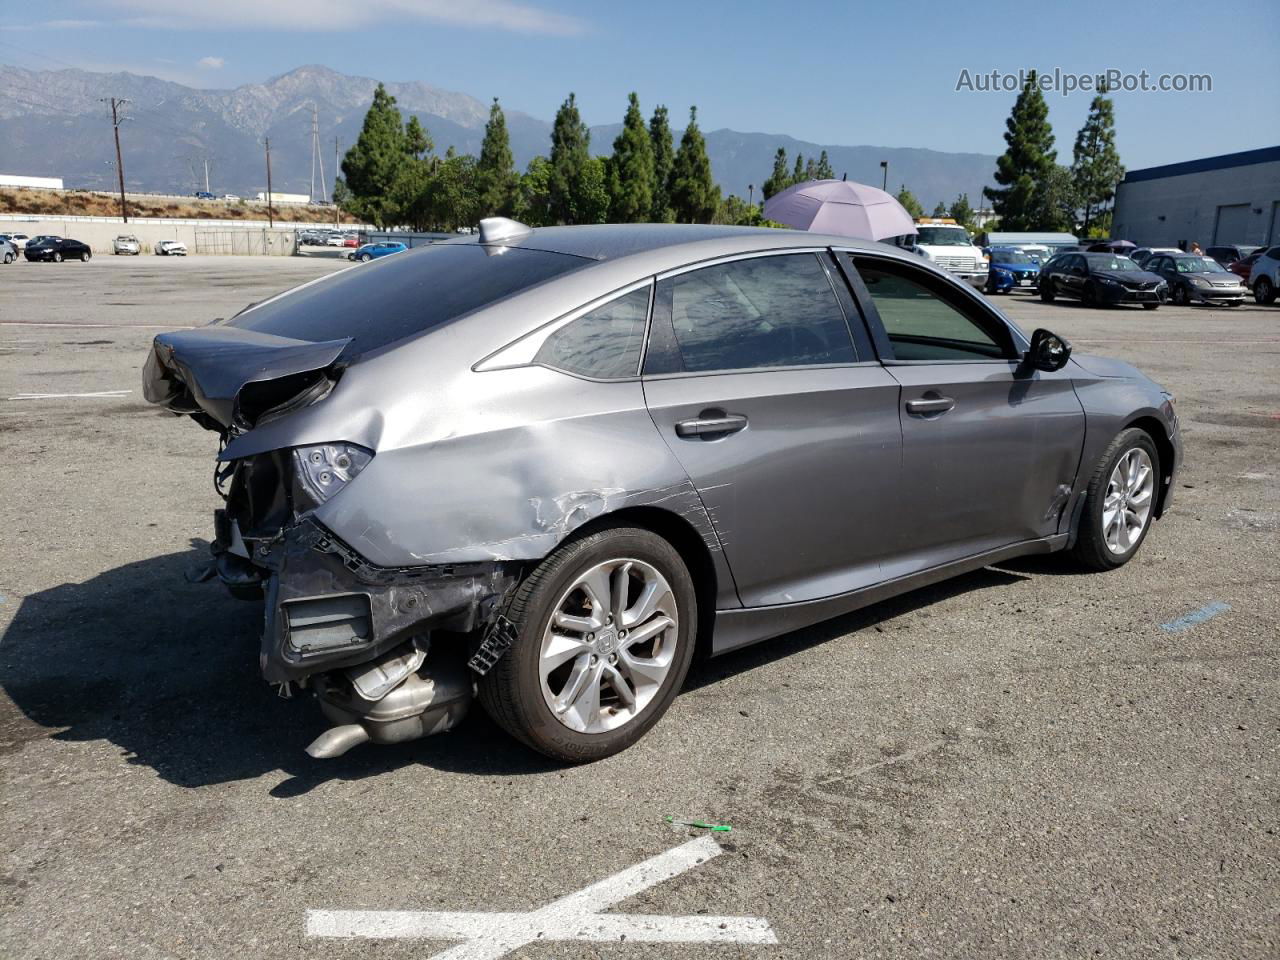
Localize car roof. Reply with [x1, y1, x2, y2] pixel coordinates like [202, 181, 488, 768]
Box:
[442, 223, 903, 272]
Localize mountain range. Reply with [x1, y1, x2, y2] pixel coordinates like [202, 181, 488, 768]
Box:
[1, 63, 997, 209]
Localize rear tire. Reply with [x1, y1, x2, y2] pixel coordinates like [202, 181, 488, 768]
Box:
[1082, 281, 1098, 307]
[1039, 282, 1055, 303]
[478, 526, 697, 763]
[1143, 303, 1160, 310]
[1070, 428, 1160, 571]
[360, 253, 372, 262]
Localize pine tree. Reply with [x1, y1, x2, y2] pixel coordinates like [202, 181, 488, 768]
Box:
[548, 92, 591, 224]
[649, 105, 675, 222]
[762, 148, 789, 200]
[1071, 85, 1124, 237]
[896, 185, 924, 218]
[814, 150, 834, 180]
[669, 106, 719, 223]
[791, 154, 805, 186]
[948, 193, 974, 228]
[477, 97, 518, 217]
[341, 83, 409, 227]
[609, 93, 656, 222]
[984, 70, 1057, 231]
[404, 115, 432, 159]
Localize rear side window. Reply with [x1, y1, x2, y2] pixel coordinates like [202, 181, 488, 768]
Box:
[226, 243, 589, 356]
[655, 253, 856, 373]
[534, 285, 650, 379]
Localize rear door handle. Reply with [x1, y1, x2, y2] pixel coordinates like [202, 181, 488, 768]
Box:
[905, 396, 955, 415]
[675, 413, 748, 438]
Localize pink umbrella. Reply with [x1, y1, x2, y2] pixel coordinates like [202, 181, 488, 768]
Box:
[763, 179, 917, 241]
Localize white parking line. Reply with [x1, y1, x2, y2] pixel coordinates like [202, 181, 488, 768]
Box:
[6, 390, 133, 401]
[307, 835, 776, 959]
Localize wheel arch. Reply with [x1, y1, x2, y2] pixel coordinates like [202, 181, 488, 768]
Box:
[1123, 415, 1175, 518]
[562, 505, 720, 659]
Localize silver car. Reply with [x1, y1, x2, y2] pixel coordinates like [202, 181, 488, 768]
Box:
[144, 220, 1183, 762]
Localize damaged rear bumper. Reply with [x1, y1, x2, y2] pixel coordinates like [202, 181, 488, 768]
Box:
[215, 515, 518, 684]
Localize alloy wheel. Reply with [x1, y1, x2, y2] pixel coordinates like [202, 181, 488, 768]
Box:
[539, 558, 679, 734]
[1102, 448, 1154, 555]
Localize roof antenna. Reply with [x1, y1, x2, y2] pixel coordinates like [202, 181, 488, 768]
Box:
[478, 217, 532, 246]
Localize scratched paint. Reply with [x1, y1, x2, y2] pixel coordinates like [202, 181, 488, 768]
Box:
[1160, 601, 1230, 633]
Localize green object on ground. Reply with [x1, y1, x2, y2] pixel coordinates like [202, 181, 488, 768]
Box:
[664, 816, 732, 832]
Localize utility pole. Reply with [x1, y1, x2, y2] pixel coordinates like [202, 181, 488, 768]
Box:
[264, 137, 274, 228]
[102, 97, 131, 221]
[880, 160, 888, 192]
[333, 136, 341, 228]
[309, 103, 318, 202]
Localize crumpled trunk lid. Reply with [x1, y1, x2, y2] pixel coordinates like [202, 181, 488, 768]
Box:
[142, 326, 350, 432]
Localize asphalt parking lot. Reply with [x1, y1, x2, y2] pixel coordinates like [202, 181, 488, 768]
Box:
[2, 255, 1277, 960]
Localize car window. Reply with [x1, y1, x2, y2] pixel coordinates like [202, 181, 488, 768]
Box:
[227, 243, 590, 357]
[1268, 247, 1280, 260]
[656, 254, 857, 373]
[849, 257, 1011, 362]
[534, 285, 650, 379]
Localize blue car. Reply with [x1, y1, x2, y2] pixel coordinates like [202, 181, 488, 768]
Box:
[985, 247, 1041, 294]
[351, 241, 408, 262]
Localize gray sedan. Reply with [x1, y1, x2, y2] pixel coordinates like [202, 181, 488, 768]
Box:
[1145, 253, 1249, 306]
[143, 221, 1183, 763]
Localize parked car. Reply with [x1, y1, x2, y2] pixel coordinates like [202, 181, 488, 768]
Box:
[155, 240, 188, 257]
[1129, 247, 1181, 268]
[24, 236, 91, 262]
[1144, 253, 1248, 306]
[1228, 250, 1266, 284]
[325, 232, 346, 247]
[194, 191, 215, 201]
[1039, 252, 1166, 308]
[298, 230, 326, 246]
[1248, 245, 1280, 304]
[0, 232, 31, 250]
[985, 248, 1040, 294]
[343, 234, 360, 248]
[350, 241, 407, 262]
[0, 238, 16, 264]
[113, 235, 141, 256]
[1205, 244, 1260, 267]
[143, 219, 1183, 763]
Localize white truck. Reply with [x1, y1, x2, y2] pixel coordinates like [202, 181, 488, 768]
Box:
[908, 218, 989, 290]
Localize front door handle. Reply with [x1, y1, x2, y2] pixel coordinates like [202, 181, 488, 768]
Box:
[905, 396, 956, 416]
[675, 413, 748, 438]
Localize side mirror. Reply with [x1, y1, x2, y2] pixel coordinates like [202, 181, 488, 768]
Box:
[1025, 328, 1071, 372]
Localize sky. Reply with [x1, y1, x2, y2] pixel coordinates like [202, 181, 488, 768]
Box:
[1, 0, 1277, 170]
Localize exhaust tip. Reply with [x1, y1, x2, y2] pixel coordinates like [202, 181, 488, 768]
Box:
[306, 723, 371, 759]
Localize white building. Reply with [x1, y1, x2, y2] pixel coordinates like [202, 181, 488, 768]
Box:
[0, 174, 64, 190]
[1112, 147, 1280, 248]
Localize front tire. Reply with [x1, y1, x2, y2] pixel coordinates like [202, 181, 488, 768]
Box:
[52, 252, 63, 263]
[1173, 284, 1190, 306]
[360, 253, 372, 262]
[479, 526, 697, 763]
[1070, 428, 1160, 571]
[81, 250, 91, 262]
[1040, 281, 1055, 303]
[1143, 302, 1160, 310]
[1255, 277, 1276, 304]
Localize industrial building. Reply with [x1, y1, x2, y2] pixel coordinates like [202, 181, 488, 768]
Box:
[1112, 146, 1280, 248]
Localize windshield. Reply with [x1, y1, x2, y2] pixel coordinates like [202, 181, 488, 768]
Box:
[914, 227, 971, 246]
[993, 251, 1034, 265]
[227, 242, 591, 356]
[1175, 257, 1227, 273]
[1085, 255, 1139, 271]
